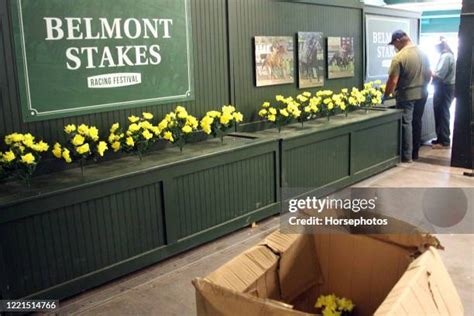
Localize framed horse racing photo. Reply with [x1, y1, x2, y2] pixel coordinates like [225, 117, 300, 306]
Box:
[297, 32, 324, 88]
[254, 36, 294, 87]
[327, 36, 355, 79]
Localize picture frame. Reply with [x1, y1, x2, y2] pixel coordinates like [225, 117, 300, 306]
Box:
[327, 36, 355, 79]
[254, 36, 295, 87]
[297, 32, 325, 88]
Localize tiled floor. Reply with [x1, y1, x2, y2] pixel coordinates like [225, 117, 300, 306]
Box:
[53, 145, 474, 315]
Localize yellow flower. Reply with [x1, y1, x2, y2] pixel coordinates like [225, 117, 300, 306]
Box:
[328, 102, 334, 110]
[158, 119, 168, 131]
[110, 123, 120, 133]
[200, 117, 213, 134]
[128, 115, 140, 123]
[5, 133, 24, 144]
[76, 143, 90, 155]
[304, 106, 311, 113]
[163, 131, 174, 142]
[340, 104, 346, 111]
[142, 129, 153, 140]
[64, 124, 76, 134]
[111, 141, 121, 152]
[220, 112, 232, 125]
[182, 125, 193, 134]
[72, 134, 85, 146]
[186, 116, 199, 128]
[202, 125, 212, 134]
[341, 88, 348, 94]
[337, 297, 354, 312]
[262, 102, 270, 108]
[207, 110, 221, 118]
[268, 115, 276, 122]
[302, 91, 311, 97]
[259, 109, 268, 117]
[269, 108, 277, 115]
[177, 110, 188, 119]
[62, 148, 72, 163]
[2, 151, 15, 163]
[22, 138, 35, 148]
[275, 95, 285, 102]
[97, 141, 108, 157]
[52, 143, 62, 159]
[233, 112, 243, 123]
[31, 141, 49, 152]
[151, 126, 160, 136]
[297, 95, 308, 102]
[175, 106, 186, 113]
[142, 112, 154, 120]
[126, 136, 135, 147]
[201, 116, 214, 126]
[77, 124, 90, 135]
[139, 121, 153, 130]
[21, 153, 35, 165]
[374, 79, 382, 85]
[108, 134, 116, 144]
[88, 127, 99, 141]
[128, 123, 140, 133]
[280, 109, 289, 117]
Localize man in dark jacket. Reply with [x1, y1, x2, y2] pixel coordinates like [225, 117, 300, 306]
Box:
[383, 30, 431, 162]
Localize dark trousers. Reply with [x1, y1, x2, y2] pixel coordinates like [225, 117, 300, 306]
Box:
[433, 84, 455, 146]
[397, 97, 427, 161]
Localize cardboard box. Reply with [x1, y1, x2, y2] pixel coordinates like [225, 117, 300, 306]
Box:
[193, 231, 463, 315]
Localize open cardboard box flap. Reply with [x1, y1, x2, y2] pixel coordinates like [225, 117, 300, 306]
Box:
[193, 230, 463, 316]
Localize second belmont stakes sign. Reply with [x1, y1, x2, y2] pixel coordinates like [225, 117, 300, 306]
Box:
[11, 0, 193, 122]
[365, 15, 411, 81]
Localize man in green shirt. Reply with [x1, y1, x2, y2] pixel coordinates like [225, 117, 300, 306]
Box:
[383, 30, 431, 162]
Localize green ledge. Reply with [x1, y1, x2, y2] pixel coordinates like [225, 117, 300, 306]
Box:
[0, 135, 272, 208]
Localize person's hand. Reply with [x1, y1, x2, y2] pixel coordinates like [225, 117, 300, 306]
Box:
[381, 95, 387, 104]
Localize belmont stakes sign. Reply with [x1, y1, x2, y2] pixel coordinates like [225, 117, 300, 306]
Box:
[365, 15, 411, 81]
[10, 0, 193, 122]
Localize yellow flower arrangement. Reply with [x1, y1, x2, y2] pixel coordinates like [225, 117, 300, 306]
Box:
[200, 105, 244, 143]
[317, 90, 336, 120]
[52, 123, 108, 175]
[107, 112, 159, 160]
[158, 106, 199, 152]
[335, 89, 351, 117]
[361, 81, 384, 112]
[296, 92, 321, 127]
[259, 95, 300, 132]
[315, 294, 355, 316]
[0, 132, 49, 186]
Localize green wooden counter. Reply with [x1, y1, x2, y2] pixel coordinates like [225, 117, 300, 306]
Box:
[0, 109, 401, 301]
[0, 136, 280, 300]
[236, 109, 402, 199]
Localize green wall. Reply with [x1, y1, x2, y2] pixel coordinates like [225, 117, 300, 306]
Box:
[228, 0, 363, 123]
[0, 0, 363, 145]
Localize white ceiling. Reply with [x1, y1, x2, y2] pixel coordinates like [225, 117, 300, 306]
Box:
[385, 0, 462, 12]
